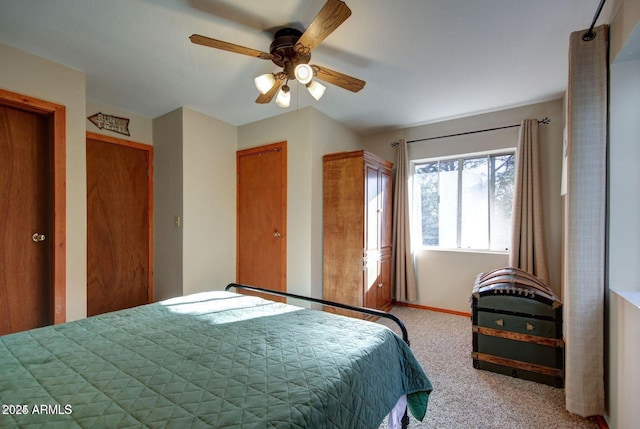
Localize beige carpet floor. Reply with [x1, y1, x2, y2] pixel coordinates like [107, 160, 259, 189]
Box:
[377, 306, 600, 429]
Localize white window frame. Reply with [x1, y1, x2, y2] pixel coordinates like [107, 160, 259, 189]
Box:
[410, 148, 517, 253]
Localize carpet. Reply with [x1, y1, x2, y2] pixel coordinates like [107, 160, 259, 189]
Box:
[377, 306, 600, 429]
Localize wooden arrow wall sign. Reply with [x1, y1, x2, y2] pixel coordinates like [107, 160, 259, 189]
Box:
[88, 112, 130, 136]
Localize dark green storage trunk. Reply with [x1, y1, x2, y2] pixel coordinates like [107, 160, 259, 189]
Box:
[471, 268, 564, 387]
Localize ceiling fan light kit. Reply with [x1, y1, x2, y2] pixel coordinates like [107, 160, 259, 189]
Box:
[294, 64, 313, 85]
[275, 85, 291, 108]
[254, 73, 277, 94]
[306, 80, 326, 101]
[189, 0, 365, 107]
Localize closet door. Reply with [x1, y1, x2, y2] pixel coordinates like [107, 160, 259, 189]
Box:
[236, 142, 287, 301]
[0, 105, 51, 335]
[86, 134, 153, 316]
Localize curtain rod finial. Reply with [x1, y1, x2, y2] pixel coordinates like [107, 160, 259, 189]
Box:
[539, 117, 551, 125]
[390, 141, 400, 147]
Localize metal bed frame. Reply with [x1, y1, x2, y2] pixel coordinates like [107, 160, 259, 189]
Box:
[225, 283, 413, 428]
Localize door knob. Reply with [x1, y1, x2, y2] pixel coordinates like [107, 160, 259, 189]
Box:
[273, 231, 282, 238]
[32, 233, 46, 242]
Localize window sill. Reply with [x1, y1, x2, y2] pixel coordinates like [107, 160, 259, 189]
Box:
[611, 289, 640, 309]
[417, 247, 510, 256]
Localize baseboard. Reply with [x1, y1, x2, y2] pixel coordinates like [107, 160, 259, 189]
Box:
[394, 301, 471, 317]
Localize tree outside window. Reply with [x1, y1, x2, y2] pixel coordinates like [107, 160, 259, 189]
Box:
[413, 151, 515, 251]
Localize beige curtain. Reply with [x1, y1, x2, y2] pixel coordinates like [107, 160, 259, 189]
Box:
[564, 24, 608, 417]
[508, 119, 550, 285]
[392, 139, 417, 302]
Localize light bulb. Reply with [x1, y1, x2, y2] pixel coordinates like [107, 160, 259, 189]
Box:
[306, 80, 326, 101]
[275, 85, 291, 108]
[254, 73, 276, 94]
[294, 64, 313, 85]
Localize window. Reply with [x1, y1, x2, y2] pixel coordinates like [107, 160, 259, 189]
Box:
[413, 151, 515, 251]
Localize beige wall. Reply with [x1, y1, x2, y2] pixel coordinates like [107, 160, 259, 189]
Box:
[608, 291, 640, 429]
[609, 58, 640, 290]
[0, 42, 88, 321]
[610, 0, 640, 62]
[364, 99, 564, 313]
[153, 108, 184, 301]
[182, 107, 237, 295]
[153, 107, 237, 300]
[238, 107, 362, 299]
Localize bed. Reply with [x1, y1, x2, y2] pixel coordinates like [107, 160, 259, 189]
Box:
[0, 284, 432, 428]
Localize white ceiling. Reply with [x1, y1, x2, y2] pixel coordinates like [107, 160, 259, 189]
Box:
[0, 0, 610, 135]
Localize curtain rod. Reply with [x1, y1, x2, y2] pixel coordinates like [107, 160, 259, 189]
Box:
[582, 0, 606, 41]
[390, 117, 551, 147]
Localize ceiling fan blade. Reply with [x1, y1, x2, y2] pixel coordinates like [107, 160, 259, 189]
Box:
[190, 34, 274, 60]
[295, 0, 351, 53]
[255, 77, 284, 104]
[313, 65, 365, 93]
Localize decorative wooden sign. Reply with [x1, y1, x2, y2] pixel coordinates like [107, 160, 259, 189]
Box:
[88, 112, 130, 136]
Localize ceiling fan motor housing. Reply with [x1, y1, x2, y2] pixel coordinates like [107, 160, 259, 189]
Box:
[189, 0, 364, 102]
[270, 28, 311, 78]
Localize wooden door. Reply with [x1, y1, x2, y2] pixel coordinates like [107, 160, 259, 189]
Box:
[379, 166, 393, 310]
[364, 158, 393, 311]
[0, 105, 51, 335]
[86, 133, 153, 316]
[323, 153, 365, 311]
[380, 167, 393, 251]
[364, 163, 380, 308]
[236, 142, 287, 299]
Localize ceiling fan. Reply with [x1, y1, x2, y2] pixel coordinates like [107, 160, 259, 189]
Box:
[189, 0, 365, 108]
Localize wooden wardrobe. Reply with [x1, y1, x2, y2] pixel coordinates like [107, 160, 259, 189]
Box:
[323, 150, 393, 316]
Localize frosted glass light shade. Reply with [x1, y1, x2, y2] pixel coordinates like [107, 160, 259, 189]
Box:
[294, 64, 313, 85]
[306, 80, 326, 101]
[275, 85, 291, 108]
[254, 73, 276, 94]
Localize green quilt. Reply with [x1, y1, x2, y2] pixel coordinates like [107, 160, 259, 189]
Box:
[0, 292, 432, 428]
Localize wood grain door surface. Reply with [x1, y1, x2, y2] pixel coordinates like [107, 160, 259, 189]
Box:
[236, 142, 287, 299]
[364, 159, 393, 311]
[0, 105, 51, 335]
[86, 135, 152, 316]
[364, 163, 381, 309]
[322, 154, 365, 309]
[378, 166, 393, 309]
